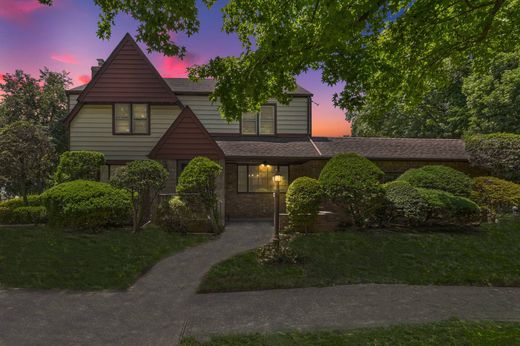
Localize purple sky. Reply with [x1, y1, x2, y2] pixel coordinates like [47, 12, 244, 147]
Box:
[0, 0, 351, 136]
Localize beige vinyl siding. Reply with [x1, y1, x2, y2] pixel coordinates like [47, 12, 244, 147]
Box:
[178, 94, 309, 135]
[177, 95, 239, 134]
[70, 104, 181, 161]
[275, 97, 308, 134]
[69, 94, 79, 111]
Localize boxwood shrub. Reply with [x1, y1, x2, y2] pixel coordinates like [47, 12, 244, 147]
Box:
[397, 165, 472, 197]
[382, 180, 428, 225]
[286, 177, 322, 232]
[54, 151, 105, 184]
[417, 188, 481, 224]
[0, 195, 47, 224]
[41, 180, 131, 230]
[471, 176, 520, 220]
[319, 153, 384, 226]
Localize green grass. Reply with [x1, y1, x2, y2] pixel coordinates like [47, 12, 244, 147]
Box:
[181, 320, 520, 345]
[199, 217, 520, 293]
[0, 226, 209, 290]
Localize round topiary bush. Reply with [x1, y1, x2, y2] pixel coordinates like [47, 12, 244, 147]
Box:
[417, 188, 480, 224]
[319, 153, 384, 226]
[382, 180, 428, 225]
[41, 180, 131, 230]
[286, 177, 322, 232]
[471, 176, 520, 220]
[54, 151, 105, 184]
[397, 165, 472, 197]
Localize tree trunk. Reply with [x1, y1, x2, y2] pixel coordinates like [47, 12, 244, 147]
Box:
[21, 183, 28, 206]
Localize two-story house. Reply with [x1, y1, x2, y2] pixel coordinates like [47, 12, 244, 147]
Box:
[65, 34, 477, 221]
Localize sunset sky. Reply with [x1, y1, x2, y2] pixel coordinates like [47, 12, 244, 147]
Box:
[0, 0, 351, 137]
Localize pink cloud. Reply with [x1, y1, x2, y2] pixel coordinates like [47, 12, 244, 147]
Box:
[51, 53, 78, 65]
[0, 0, 46, 22]
[78, 75, 91, 84]
[160, 52, 200, 78]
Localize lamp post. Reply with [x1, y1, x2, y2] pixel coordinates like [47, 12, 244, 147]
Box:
[273, 171, 282, 246]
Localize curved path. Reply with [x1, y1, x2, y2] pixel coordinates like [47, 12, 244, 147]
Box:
[2, 222, 520, 345]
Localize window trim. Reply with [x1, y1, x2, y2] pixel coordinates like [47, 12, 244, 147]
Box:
[240, 103, 277, 136]
[237, 163, 289, 194]
[112, 103, 151, 135]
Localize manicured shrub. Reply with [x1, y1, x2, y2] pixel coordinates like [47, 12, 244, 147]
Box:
[465, 133, 520, 182]
[286, 177, 322, 233]
[397, 165, 472, 197]
[110, 160, 169, 232]
[0, 195, 42, 209]
[41, 180, 131, 230]
[319, 153, 384, 226]
[471, 176, 520, 221]
[158, 196, 193, 234]
[177, 157, 223, 232]
[417, 188, 480, 224]
[54, 151, 105, 184]
[382, 181, 428, 225]
[0, 206, 47, 224]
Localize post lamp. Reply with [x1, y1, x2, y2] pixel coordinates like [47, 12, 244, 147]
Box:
[273, 170, 283, 244]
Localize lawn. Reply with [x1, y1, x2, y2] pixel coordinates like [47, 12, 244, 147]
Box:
[181, 320, 520, 345]
[0, 226, 209, 290]
[199, 217, 520, 293]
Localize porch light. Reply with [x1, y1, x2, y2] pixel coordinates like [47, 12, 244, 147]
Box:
[273, 173, 283, 183]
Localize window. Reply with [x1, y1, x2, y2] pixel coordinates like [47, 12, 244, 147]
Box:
[241, 104, 276, 135]
[237, 164, 289, 193]
[113, 103, 149, 134]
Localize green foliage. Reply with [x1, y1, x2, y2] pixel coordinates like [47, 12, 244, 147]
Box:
[382, 181, 428, 225]
[319, 153, 383, 226]
[177, 157, 223, 232]
[286, 177, 322, 233]
[0, 121, 56, 203]
[417, 188, 480, 223]
[41, 1, 519, 123]
[41, 180, 131, 230]
[256, 234, 298, 265]
[0, 195, 42, 209]
[158, 196, 193, 234]
[465, 133, 520, 182]
[111, 160, 169, 232]
[397, 165, 472, 197]
[54, 151, 105, 184]
[0, 206, 47, 225]
[471, 176, 520, 220]
[0, 68, 71, 152]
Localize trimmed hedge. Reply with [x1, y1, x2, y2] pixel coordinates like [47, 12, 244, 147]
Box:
[54, 151, 105, 184]
[286, 177, 322, 232]
[465, 133, 520, 182]
[382, 181, 428, 225]
[319, 153, 384, 226]
[41, 180, 131, 230]
[0, 195, 47, 224]
[417, 188, 480, 223]
[397, 165, 472, 197]
[471, 176, 520, 219]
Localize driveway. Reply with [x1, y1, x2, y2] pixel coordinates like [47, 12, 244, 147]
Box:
[2, 222, 520, 345]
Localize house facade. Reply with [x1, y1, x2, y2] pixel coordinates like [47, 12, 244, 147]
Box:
[65, 34, 480, 221]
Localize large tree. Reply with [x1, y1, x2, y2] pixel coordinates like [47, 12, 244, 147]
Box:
[0, 121, 56, 204]
[0, 68, 71, 152]
[39, 0, 519, 123]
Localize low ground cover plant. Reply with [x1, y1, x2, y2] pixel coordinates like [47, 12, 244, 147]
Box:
[41, 180, 131, 230]
[397, 165, 472, 196]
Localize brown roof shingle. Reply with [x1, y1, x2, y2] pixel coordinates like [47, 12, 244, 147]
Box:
[214, 137, 319, 159]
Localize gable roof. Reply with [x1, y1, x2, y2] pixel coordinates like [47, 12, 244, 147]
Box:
[148, 106, 224, 160]
[69, 78, 313, 96]
[64, 33, 179, 126]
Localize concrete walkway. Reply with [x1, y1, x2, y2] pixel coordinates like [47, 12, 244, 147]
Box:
[2, 222, 520, 345]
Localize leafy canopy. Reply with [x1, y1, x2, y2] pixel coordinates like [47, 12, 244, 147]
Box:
[38, 0, 520, 122]
[54, 151, 105, 184]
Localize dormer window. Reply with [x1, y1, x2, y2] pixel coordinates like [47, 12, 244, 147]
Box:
[241, 104, 276, 135]
[113, 103, 150, 135]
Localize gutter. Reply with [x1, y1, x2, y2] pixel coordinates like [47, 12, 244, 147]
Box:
[308, 136, 322, 156]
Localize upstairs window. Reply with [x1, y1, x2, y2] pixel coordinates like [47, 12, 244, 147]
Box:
[114, 103, 149, 135]
[241, 104, 276, 135]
